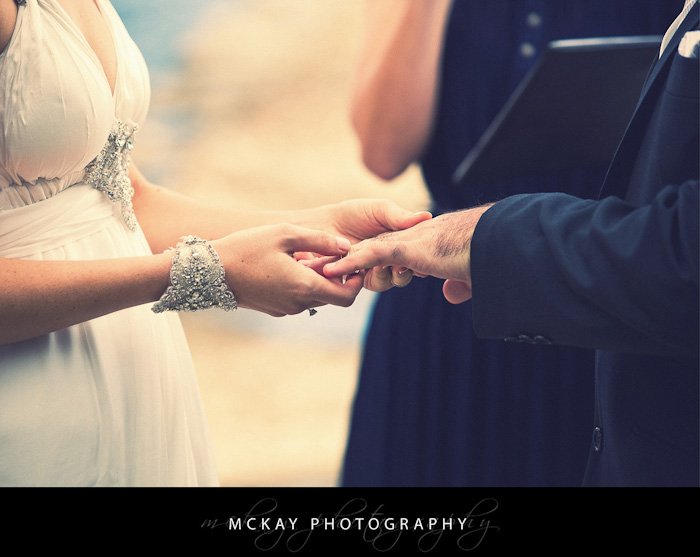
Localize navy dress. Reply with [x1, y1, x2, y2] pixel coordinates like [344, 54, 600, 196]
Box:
[341, 0, 680, 487]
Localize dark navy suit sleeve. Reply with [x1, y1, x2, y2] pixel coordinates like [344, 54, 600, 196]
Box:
[470, 180, 699, 359]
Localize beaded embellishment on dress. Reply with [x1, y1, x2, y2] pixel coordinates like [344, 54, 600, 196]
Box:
[84, 120, 139, 231]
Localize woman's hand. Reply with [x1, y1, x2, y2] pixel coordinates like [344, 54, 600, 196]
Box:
[311, 198, 432, 244]
[211, 224, 364, 317]
[295, 199, 432, 292]
[296, 198, 432, 289]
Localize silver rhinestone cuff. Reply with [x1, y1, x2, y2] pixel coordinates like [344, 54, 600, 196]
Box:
[152, 236, 238, 313]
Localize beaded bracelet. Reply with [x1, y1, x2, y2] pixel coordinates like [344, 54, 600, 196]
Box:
[151, 235, 238, 313]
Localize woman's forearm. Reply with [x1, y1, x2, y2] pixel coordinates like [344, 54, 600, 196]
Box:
[0, 253, 172, 345]
[351, 0, 452, 180]
[131, 165, 320, 254]
[1, 163, 430, 345]
[1, 164, 272, 346]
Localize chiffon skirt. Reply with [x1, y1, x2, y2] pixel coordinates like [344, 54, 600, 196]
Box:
[0, 185, 218, 486]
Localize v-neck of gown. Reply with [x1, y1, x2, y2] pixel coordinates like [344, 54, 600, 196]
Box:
[47, 0, 119, 99]
[0, 0, 152, 210]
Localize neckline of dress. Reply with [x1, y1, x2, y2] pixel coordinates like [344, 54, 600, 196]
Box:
[44, 0, 119, 100]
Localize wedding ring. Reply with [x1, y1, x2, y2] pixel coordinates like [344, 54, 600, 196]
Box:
[308, 308, 318, 316]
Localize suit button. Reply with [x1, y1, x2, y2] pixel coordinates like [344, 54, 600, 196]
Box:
[526, 12, 542, 28]
[519, 42, 536, 58]
[592, 427, 603, 452]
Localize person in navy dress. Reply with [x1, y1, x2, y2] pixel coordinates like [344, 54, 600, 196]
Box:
[342, 0, 680, 486]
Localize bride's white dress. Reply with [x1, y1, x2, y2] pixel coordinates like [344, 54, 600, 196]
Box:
[0, 0, 218, 486]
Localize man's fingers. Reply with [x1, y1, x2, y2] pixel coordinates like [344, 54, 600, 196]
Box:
[323, 241, 389, 277]
[442, 279, 472, 304]
[364, 266, 394, 292]
[367, 266, 414, 291]
[391, 266, 413, 288]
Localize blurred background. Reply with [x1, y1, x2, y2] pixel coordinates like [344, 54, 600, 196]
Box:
[113, 0, 430, 486]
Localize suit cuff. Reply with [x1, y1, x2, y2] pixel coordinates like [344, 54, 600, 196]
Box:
[470, 194, 534, 340]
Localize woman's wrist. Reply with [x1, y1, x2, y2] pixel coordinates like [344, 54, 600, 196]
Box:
[151, 236, 238, 313]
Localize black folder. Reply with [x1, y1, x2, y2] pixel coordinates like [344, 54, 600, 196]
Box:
[452, 36, 662, 186]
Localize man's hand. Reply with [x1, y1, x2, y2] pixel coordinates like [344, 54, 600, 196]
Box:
[296, 199, 432, 288]
[323, 204, 493, 303]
